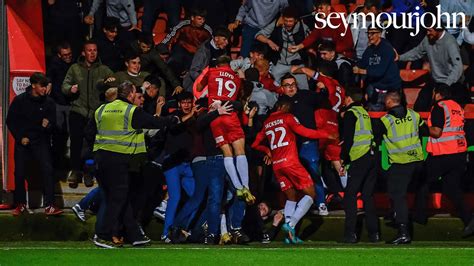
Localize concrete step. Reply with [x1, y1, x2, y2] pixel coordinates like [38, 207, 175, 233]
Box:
[0, 211, 471, 242]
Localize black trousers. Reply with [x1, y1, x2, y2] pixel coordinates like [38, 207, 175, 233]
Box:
[14, 141, 54, 206]
[69, 111, 88, 171]
[387, 161, 423, 225]
[415, 153, 471, 226]
[344, 152, 379, 236]
[95, 150, 141, 242]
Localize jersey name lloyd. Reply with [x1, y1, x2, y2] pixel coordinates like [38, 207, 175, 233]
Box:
[219, 71, 235, 79]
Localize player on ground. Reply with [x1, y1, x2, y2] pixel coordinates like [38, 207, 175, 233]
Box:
[197, 55, 255, 204]
[252, 98, 337, 243]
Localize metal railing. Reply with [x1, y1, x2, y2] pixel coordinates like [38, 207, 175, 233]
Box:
[0, 1, 8, 194]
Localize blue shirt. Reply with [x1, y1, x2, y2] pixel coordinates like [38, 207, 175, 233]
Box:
[358, 38, 401, 91]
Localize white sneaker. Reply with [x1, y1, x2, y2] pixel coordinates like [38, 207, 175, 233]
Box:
[161, 235, 171, 244]
[153, 201, 167, 220]
[318, 203, 329, 216]
[72, 204, 86, 222]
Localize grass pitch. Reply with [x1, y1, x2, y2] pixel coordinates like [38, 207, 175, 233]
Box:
[0, 241, 473, 265]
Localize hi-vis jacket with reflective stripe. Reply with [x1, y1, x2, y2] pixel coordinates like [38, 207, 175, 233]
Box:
[427, 100, 467, 156]
[381, 108, 424, 164]
[347, 105, 374, 161]
[93, 99, 147, 154]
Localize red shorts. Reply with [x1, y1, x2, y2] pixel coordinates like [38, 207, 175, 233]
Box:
[273, 164, 314, 192]
[319, 139, 341, 161]
[210, 113, 244, 147]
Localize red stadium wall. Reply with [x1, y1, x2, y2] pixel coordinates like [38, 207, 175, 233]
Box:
[3, 0, 45, 191]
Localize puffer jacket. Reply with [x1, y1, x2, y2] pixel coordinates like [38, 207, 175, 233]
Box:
[62, 57, 113, 118]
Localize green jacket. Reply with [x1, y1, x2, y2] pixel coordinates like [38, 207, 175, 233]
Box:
[62, 57, 113, 118]
[110, 71, 166, 97]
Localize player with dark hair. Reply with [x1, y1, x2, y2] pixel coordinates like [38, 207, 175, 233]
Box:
[197, 55, 255, 204]
[252, 98, 336, 243]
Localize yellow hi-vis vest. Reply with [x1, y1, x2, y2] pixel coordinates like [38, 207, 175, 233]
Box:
[347, 105, 373, 161]
[381, 109, 424, 164]
[93, 99, 146, 154]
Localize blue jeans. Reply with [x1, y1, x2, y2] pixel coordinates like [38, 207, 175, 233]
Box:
[224, 178, 246, 230]
[78, 187, 101, 210]
[299, 140, 325, 205]
[174, 156, 225, 235]
[163, 163, 195, 236]
[240, 24, 260, 58]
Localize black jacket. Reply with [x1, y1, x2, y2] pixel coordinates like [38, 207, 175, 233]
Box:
[97, 33, 124, 72]
[6, 87, 56, 145]
[46, 56, 72, 105]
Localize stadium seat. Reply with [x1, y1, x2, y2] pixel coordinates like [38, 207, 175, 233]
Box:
[400, 69, 429, 108]
[465, 104, 474, 119]
[403, 88, 422, 108]
[400, 69, 429, 84]
[348, 3, 361, 13]
[153, 15, 168, 44]
[332, 4, 347, 13]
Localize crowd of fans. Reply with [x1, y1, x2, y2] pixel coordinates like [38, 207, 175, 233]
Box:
[6, 0, 474, 247]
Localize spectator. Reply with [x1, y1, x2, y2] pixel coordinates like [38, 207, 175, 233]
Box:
[44, 0, 84, 55]
[228, 0, 289, 57]
[141, 0, 181, 34]
[354, 26, 401, 111]
[246, 68, 278, 116]
[62, 40, 113, 188]
[183, 27, 231, 92]
[289, 0, 354, 59]
[7, 72, 63, 216]
[160, 92, 198, 242]
[317, 40, 355, 89]
[254, 59, 281, 93]
[439, 0, 474, 45]
[97, 17, 124, 72]
[130, 34, 184, 97]
[47, 42, 73, 174]
[256, 7, 311, 90]
[85, 0, 138, 45]
[195, 0, 241, 30]
[398, 21, 467, 111]
[162, 8, 213, 76]
[230, 43, 267, 78]
[348, 0, 383, 62]
[143, 75, 165, 115]
[106, 52, 152, 92]
[169, 98, 232, 245]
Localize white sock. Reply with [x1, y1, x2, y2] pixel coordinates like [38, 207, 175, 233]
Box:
[289, 195, 314, 228]
[340, 172, 348, 189]
[236, 155, 249, 188]
[220, 214, 228, 234]
[224, 157, 243, 189]
[284, 200, 297, 224]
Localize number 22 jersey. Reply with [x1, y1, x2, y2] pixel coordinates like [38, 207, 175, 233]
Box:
[252, 111, 329, 170]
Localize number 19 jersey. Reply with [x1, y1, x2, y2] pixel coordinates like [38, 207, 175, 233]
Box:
[201, 65, 241, 105]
